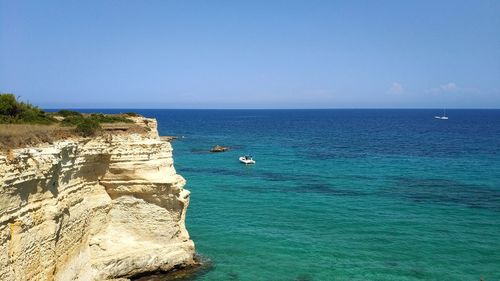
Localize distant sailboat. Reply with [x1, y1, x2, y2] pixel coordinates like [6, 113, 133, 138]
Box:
[434, 108, 448, 120]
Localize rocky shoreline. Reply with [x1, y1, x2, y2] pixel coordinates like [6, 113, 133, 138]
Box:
[131, 255, 212, 281]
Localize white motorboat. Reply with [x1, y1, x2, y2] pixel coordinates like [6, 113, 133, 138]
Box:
[239, 155, 255, 164]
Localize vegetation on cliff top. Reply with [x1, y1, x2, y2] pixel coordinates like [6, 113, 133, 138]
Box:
[0, 93, 140, 149]
[60, 112, 133, 136]
[0, 93, 56, 124]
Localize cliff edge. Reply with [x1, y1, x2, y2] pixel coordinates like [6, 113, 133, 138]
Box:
[0, 117, 195, 280]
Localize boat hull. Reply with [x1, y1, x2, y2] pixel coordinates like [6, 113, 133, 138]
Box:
[434, 116, 448, 120]
[239, 157, 255, 164]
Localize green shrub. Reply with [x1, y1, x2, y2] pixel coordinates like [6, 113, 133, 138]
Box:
[75, 118, 101, 136]
[124, 112, 140, 117]
[61, 113, 133, 131]
[61, 115, 85, 126]
[89, 113, 133, 123]
[0, 93, 56, 124]
[1, 93, 132, 128]
[0, 94, 18, 116]
[57, 109, 82, 117]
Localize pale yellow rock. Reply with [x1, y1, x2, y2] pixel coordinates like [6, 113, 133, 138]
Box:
[0, 118, 195, 281]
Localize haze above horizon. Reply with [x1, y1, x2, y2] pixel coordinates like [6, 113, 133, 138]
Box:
[1, 1, 499, 109]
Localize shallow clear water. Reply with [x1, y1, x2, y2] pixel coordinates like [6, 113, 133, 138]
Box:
[86, 109, 500, 281]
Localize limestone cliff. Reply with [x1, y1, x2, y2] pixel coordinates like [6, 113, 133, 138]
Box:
[0, 117, 195, 280]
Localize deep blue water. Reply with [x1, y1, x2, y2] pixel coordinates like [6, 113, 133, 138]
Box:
[78, 109, 500, 280]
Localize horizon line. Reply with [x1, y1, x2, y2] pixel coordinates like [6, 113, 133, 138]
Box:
[43, 107, 500, 110]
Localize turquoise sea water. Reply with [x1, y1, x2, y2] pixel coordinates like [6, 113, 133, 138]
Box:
[88, 109, 500, 281]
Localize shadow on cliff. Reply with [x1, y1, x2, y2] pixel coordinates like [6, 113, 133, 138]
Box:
[17, 167, 60, 203]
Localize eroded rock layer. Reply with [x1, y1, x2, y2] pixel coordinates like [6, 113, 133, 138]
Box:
[0, 118, 195, 281]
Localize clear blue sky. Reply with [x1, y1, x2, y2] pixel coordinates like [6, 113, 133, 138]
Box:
[1, 0, 499, 108]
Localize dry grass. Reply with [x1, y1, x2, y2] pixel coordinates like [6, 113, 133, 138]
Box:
[0, 124, 74, 151]
[0, 122, 149, 152]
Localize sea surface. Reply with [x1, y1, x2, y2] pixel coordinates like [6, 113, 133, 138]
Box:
[82, 109, 500, 281]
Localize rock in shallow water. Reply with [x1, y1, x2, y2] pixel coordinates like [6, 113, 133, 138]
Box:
[209, 145, 229, 152]
[131, 255, 212, 281]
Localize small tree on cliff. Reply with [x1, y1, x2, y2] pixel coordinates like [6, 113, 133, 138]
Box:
[0, 93, 55, 124]
[75, 118, 101, 137]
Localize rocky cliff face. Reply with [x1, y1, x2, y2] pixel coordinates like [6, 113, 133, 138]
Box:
[0, 118, 195, 280]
